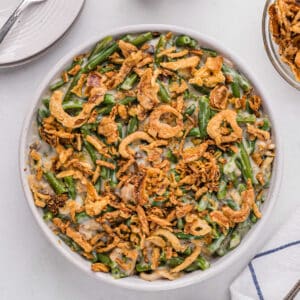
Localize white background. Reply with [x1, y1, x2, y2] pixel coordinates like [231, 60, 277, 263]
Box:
[0, 0, 299, 299]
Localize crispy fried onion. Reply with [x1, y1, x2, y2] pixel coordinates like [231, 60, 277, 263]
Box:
[209, 84, 229, 110]
[28, 175, 50, 208]
[140, 269, 182, 281]
[152, 229, 186, 252]
[108, 50, 143, 88]
[247, 124, 270, 141]
[110, 246, 139, 275]
[136, 205, 150, 236]
[222, 179, 255, 223]
[170, 241, 202, 273]
[84, 182, 109, 216]
[148, 105, 183, 139]
[119, 131, 154, 159]
[97, 107, 119, 144]
[137, 68, 160, 110]
[189, 56, 225, 87]
[50, 87, 106, 129]
[181, 142, 208, 162]
[146, 236, 167, 248]
[210, 210, 230, 229]
[66, 227, 93, 253]
[207, 110, 242, 147]
[160, 56, 200, 71]
[184, 214, 211, 236]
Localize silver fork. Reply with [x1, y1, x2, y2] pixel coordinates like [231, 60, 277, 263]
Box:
[0, 0, 47, 44]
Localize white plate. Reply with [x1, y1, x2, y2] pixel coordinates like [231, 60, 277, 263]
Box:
[0, 0, 85, 68]
[19, 24, 283, 291]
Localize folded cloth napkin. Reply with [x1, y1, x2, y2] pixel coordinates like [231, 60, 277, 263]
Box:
[230, 207, 300, 300]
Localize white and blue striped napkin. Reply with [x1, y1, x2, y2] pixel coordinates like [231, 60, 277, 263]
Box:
[230, 207, 300, 300]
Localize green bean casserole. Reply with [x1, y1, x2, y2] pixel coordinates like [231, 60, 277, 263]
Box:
[28, 31, 275, 280]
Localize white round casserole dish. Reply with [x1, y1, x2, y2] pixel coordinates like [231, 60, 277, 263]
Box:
[19, 24, 282, 291]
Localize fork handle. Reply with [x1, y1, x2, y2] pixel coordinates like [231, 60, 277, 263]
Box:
[0, 0, 30, 44]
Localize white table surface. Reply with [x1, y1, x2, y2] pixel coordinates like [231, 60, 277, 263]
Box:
[0, 0, 299, 299]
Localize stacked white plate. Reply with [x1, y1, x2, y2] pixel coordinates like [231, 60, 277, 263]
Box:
[0, 0, 85, 68]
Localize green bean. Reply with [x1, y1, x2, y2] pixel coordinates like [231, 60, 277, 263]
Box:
[100, 65, 115, 74]
[226, 199, 240, 210]
[159, 251, 167, 263]
[63, 71, 84, 102]
[184, 104, 196, 118]
[37, 108, 50, 125]
[201, 47, 218, 57]
[94, 177, 102, 193]
[175, 35, 192, 47]
[80, 123, 97, 136]
[64, 176, 76, 199]
[250, 212, 257, 223]
[170, 169, 180, 182]
[111, 266, 127, 279]
[127, 116, 138, 135]
[58, 233, 73, 247]
[197, 194, 209, 211]
[98, 105, 114, 115]
[62, 99, 84, 111]
[97, 253, 113, 267]
[189, 39, 198, 49]
[229, 231, 241, 250]
[131, 32, 153, 47]
[166, 149, 178, 163]
[83, 140, 97, 164]
[117, 123, 124, 139]
[187, 127, 201, 137]
[237, 142, 254, 183]
[84, 42, 119, 72]
[216, 230, 233, 256]
[177, 218, 184, 230]
[91, 251, 98, 263]
[236, 113, 256, 124]
[120, 73, 138, 90]
[150, 200, 163, 207]
[76, 211, 88, 223]
[231, 80, 241, 98]
[185, 256, 210, 272]
[42, 98, 50, 108]
[88, 36, 113, 59]
[50, 79, 65, 91]
[43, 211, 53, 221]
[44, 172, 67, 194]
[198, 96, 210, 138]
[100, 165, 108, 180]
[136, 263, 151, 272]
[260, 118, 271, 131]
[207, 235, 225, 255]
[192, 84, 211, 95]
[237, 183, 246, 194]
[217, 179, 227, 200]
[109, 169, 118, 188]
[155, 34, 166, 63]
[183, 246, 193, 256]
[103, 93, 115, 105]
[222, 64, 251, 92]
[119, 96, 137, 105]
[174, 232, 202, 240]
[246, 139, 256, 154]
[167, 257, 184, 267]
[158, 80, 170, 103]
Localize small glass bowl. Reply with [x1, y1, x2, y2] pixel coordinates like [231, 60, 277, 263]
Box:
[262, 0, 300, 90]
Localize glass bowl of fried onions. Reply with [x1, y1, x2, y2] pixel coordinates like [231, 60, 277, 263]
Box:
[262, 0, 300, 90]
[20, 24, 282, 291]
